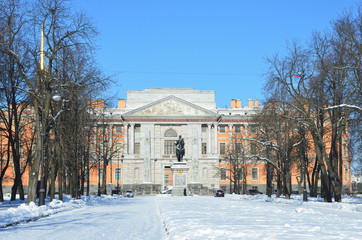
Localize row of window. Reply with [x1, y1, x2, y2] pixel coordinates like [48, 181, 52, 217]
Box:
[98, 124, 257, 135]
[220, 167, 260, 181]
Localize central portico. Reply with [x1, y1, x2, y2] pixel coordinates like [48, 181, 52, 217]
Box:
[116, 89, 221, 194]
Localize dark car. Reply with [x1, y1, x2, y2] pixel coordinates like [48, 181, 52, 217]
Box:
[215, 189, 225, 197]
[247, 189, 263, 195]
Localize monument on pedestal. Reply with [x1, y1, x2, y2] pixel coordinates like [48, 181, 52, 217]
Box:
[171, 136, 189, 196]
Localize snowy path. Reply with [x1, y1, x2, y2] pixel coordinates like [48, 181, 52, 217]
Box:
[157, 195, 362, 239]
[1, 194, 362, 240]
[1, 196, 165, 240]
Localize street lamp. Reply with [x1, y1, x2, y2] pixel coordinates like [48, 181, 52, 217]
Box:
[38, 91, 62, 206]
[98, 139, 108, 196]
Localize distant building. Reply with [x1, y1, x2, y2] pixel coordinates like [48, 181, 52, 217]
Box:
[86, 88, 351, 195]
[1, 88, 352, 195]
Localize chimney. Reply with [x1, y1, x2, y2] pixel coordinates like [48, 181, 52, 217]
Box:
[88, 99, 104, 109]
[231, 99, 237, 108]
[231, 99, 241, 108]
[254, 100, 259, 109]
[118, 99, 126, 109]
[236, 99, 241, 108]
[248, 99, 253, 109]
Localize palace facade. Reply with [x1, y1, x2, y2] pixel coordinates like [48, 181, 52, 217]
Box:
[87, 88, 352, 195]
[1, 88, 352, 195]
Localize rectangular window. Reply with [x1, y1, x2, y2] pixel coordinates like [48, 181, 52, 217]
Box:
[250, 142, 257, 155]
[219, 125, 226, 133]
[99, 125, 107, 134]
[114, 142, 123, 154]
[164, 175, 170, 185]
[164, 140, 175, 155]
[114, 168, 121, 181]
[234, 125, 241, 133]
[202, 124, 207, 132]
[99, 142, 108, 154]
[234, 142, 243, 154]
[236, 167, 244, 181]
[202, 143, 207, 154]
[134, 124, 141, 133]
[344, 166, 349, 182]
[220, 168, 227, 180]
[249, 125, 257, 135]
[134, 142, 140, 155]
[219, 142, 226, 155]
[343, 143, 348, 157]
[115, 125, 123, 134]
[251, 167, 259, 181]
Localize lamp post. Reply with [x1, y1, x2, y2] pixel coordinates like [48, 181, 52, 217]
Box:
[38, 91, 62, 206]
[98, 139, 108, 196]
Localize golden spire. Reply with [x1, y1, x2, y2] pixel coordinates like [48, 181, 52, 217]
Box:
[40, 24, 44, 71]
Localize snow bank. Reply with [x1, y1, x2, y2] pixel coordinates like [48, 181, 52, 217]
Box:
[0, 195, 119, 228]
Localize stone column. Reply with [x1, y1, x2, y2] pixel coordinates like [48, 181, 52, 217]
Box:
[207, 124, 212, 155]
[244, 124, 248, 155]
[143, 130, 151, 183]
[191, 129, 199, 183]
[214, 124, 218, 155]
[130, 123, 134, 154]
[229, 124, 233, 152]
[124, 124, 128, 154]
[93, 126, 97, 154]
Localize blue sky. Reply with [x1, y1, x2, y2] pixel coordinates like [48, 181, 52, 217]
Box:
[72, 0, 357, 108]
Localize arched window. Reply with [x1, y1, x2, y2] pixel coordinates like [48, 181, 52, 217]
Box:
[164, 129, 177, 155]
[164, 129, 177, 137]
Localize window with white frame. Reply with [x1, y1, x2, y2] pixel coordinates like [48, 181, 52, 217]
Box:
[219, 125, 226, 133]
[115, 125, 123, 134]
[251, 167, 259, 181]
[134, 124, 141, 133]
[202, 124, 207, 133]
[114, 142, 123, 154]
[344, 165, 349, 182]
[164, 140, 175, 155]
[234, 125, 241, 133]
[220, 168, 227, 180]
[250, 142, 257, 155]
[134, 142, 140, 155]
[164, 129, 177, 155]
[236, 167, 244, 181]
[202, 143, 207, 154]
[249, 125, 257, 134]
[234, 142, 243, 154]
[99, 125, 107, 134]
[219, 142, 226, 155]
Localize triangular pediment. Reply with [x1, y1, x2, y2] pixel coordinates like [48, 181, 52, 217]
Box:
[124, 96, 219, 117]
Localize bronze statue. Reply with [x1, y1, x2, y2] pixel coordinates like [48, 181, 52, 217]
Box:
[175, 135, 185, 162]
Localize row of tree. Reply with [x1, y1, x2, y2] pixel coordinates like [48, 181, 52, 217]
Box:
[0, 0, 110, 203]
[223, 6, 361, 202]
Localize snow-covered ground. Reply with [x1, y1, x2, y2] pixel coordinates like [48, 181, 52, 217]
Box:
[1, 194, 362, 239]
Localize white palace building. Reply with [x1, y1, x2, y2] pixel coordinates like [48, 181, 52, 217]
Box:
[89, 88, 265, 195]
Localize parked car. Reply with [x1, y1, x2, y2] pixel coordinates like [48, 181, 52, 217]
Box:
[124, 190, 134, 197]
[247, 189, 263, 195]
[161, 186, 173, 194]
[215, 189, 225, 197]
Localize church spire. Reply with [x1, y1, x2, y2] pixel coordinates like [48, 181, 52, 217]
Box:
[40, 24, 45, 71]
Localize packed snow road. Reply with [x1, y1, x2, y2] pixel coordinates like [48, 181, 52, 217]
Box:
[1, 196, 165, 240]
[1, 194, 362, 239]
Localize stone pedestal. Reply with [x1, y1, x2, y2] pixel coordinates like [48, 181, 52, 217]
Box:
[171, 162, 189, 196]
